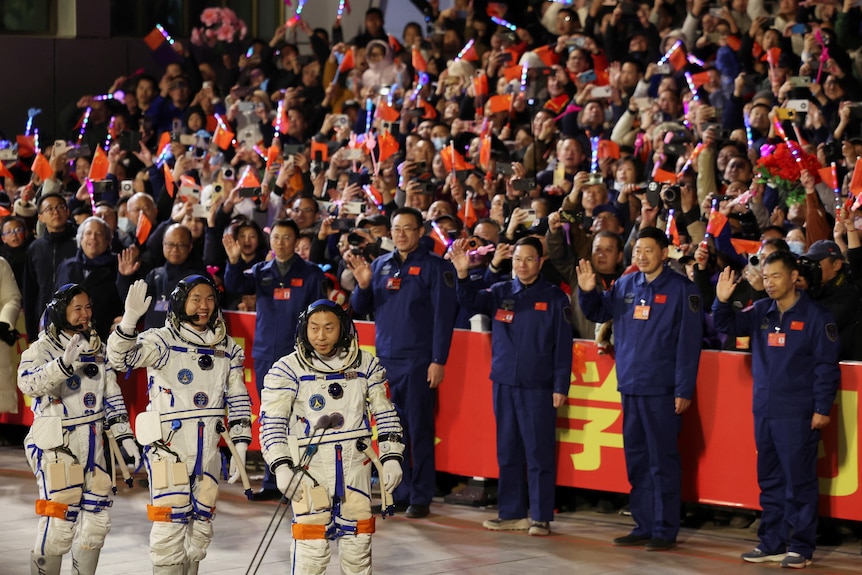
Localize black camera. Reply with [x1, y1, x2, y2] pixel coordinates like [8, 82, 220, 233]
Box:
[823, 142, 842, 164]
[662, 185, 682, 207]
[797, 256, 823, 292]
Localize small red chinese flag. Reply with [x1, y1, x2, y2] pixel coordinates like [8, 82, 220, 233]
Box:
[472, 74, 489, 97]
[136, 211, 153, 245]
[502, 65, 523, 83]
[339, 48, 355, 73]
[706, 209, 728, 236]
[459, 42, 479, 62]
[669, 48, 687, 72]
[412, 47, 427, 72]
[849, 158, 862, 196]
[378, 130, 399, 163]
[459, 198, 478, 229]
[652, 168, 678, 184]
[388, 34, 402, 54]
[479, 135, 492, 170]
[730, 238, 762, 255]
[766, 47, 781, 68]
[691, 71, 710, 89]
[16, 135, 36, 158]
[488, 94, 513, 114]
[32, 153, 54, 182]
[0, 162, 13, 182]
[156, 131, 171, 156]
[237, 166, 261, 189]
[598, 140, 620, 160]
[377, 102, 400, 122]
[440, 145, 475, 173]
[726, 35, 742, 51]
[818, 167, 837, 190]
[163, 163, 175, 198]
[213, 124, 236, 150]
[533, 45, 559, 68]
[88, 147, 110, 181]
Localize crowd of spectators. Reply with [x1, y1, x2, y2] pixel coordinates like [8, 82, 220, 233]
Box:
[1, 0, 862, 510]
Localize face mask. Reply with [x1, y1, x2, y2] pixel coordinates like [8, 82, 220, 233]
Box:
[432, 137, 447, 151]
[788, 240, 805, 256]
[117, 217, 135, 235]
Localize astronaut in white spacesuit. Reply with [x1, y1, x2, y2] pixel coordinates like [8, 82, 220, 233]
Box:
[19, 283, 140, 575]
[259, 299, 404, 575]
[107, 276, 252, 575]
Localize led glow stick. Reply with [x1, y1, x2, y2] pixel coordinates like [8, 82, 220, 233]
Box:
[156, 24, 175, 45]
[589, 136, 599, 173]
[456, 39, 475, 61]
[25, 108, 41, 137]
[104, 116, 116, 150]
[336, 0, 347, 21]
[77, 107, 92, 144]
[491, 16, 517, 31]
[657, 41, 682, 67]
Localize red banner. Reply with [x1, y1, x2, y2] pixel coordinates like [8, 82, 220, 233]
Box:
[3, 313, 860, 520]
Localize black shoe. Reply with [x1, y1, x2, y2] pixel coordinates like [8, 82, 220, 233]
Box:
[645, 538, 676, 552]
[613, 533, 651, 546]
[250, 488, 282, 502]
[405, 504, 430, 518]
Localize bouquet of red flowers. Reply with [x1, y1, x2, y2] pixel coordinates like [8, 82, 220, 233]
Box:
[190, 7, 247, 50]
[756, 142, 821, 206]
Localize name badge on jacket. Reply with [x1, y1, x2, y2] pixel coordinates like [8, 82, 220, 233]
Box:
[495, 309, 514, 323]
[274, 288, 291, 300]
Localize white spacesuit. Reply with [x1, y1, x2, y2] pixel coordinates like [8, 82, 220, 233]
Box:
[259, 299, 404, 575]
[18, 283, 140, 575]
[106, 276, 252, 575]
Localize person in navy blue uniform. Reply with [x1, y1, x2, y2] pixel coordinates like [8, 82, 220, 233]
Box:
[223, 218, 325, 500]
[450, 236, 572, 536]
[577, 226, 703, 551]
[347, 207, 457, 519]
[713, 251, 840, 569]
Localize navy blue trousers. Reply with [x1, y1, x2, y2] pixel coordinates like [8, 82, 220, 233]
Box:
[493, 383, 557, 522]
[621, 394, 682, 541]
[379, 356, 437, 506]
[754, 416, 820, 559]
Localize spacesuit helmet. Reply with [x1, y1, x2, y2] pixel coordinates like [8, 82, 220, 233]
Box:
[296, 299, 356, 355]
[44, 283, 92, 335]
[169, 274, 221, 330]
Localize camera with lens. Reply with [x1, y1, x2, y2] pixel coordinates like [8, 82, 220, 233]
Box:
[661, 185, 682, 209]
[796, 256, 823, 292]
[586, 172, 604, 186]
[748, 253, 762, 272]
[466, 237, 481, 250]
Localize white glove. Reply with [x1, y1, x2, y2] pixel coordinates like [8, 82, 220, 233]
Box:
[120, 279, 152, 332]
[228, 443, 248, 484]
[275, 465, 304, 502]
[382, 459, 403, 493]
[62, 333, 89, 368]
[121, 437, 141, 471]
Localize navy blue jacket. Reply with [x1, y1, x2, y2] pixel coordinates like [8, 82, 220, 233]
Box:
[713, 291, 841, 419]
[224, 256, 325, 362]
[457, 275, 572, 394]
[580, 266, 703, 398]
[351, 245, 457, 363]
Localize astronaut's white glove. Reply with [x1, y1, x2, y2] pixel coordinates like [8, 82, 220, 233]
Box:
[275, 465, 304, 502]
[382, 459, 403, 493]
[120, 279, 151, 332]
[121, 437, 141, 471]
[228, 443, 247, 484]
[61, 333, 89, 369]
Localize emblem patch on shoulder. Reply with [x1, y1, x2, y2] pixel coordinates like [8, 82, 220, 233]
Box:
[67, 375, 81, 390]
[178, 369, 194, 385]
[309, 394, 326, 411]
[193, 392, 209, 407]
[826, 323, 838, 342]
[688, 295, 701, 313]
[443, 271, 455, 288]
